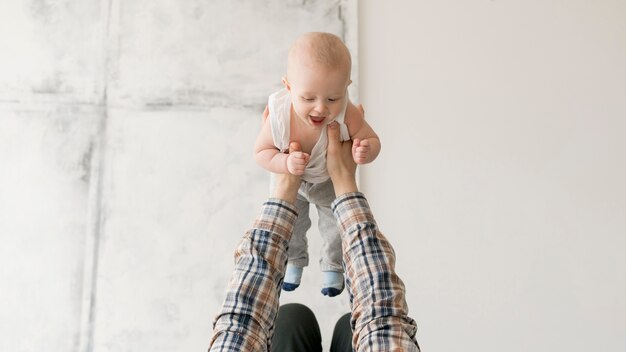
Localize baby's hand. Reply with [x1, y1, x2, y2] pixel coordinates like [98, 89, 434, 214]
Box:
[287, 145, 310, 175]
[352, 138, 371, 164]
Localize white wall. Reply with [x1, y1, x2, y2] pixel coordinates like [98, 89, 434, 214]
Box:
[359, 1, 626, 351]
[0, 1, 357, 351]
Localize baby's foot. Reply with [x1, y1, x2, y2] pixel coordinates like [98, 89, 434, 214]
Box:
[282, 265, 303, 291]
[321, 271, 344, 297]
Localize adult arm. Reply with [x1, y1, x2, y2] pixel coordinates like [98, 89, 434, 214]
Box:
[209, 144, 303, 351]
[327, 122, 420, 351]
[333, 193, 419, 351]
[209, 198, 295, 351]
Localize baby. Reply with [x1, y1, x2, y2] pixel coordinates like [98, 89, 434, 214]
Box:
[254, 32, 380, 297]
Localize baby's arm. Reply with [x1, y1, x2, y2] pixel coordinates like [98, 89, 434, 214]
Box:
[254, 106, 310, 175]
[344, 102, 381, 164]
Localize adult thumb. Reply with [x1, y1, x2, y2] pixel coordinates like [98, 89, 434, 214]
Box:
[289, 141, 302, 154]
[327, 121, 341, 147]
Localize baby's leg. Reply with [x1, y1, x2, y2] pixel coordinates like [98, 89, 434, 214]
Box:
[283, 191, 311, 291]
[316, 203, 345, 297]
[310, 179, 345, 297]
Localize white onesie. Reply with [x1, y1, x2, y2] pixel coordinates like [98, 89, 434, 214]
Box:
[268, 88, 350, 184]
[266, 87, 351, 275]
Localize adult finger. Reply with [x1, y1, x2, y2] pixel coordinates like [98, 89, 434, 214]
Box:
[327, 122, 341, 153]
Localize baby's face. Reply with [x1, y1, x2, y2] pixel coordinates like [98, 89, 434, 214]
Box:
[285, 63, 351, 129]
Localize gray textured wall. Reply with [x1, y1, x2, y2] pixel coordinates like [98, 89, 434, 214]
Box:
[0, 1, 357, 351]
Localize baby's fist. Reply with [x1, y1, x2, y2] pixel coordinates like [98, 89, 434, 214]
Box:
[287, 148, 310, 175]
[352, 138, 371, 164]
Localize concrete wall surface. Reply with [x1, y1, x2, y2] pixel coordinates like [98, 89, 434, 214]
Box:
[0, 1, 357, 351]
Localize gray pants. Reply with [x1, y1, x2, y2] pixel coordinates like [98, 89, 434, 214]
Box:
[270, 176, 343, 272]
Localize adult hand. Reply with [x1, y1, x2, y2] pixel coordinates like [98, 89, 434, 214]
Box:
[327, 122, 358, 196]
[272, 142, 303, 204]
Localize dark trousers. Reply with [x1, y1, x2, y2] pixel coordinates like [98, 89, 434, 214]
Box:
[271, 303, 352, 352]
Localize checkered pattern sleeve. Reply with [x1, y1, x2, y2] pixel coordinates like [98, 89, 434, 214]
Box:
[209, 199, 297, 352]
[332, 192, 420, 352]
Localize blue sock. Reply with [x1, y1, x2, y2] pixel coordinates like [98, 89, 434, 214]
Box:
[282, 265, 303, 291]
[321, 271, 344, 297]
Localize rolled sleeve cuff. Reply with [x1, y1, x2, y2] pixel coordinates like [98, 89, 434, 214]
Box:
[331, 192, 376, 234]
[254, 198, 299, 242]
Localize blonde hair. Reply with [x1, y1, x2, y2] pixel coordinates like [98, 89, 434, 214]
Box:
[288, 32, 352, 75]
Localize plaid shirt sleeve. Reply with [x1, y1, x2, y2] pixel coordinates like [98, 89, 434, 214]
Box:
[209, 199, 297, 352]
[332, 192, 420, 352]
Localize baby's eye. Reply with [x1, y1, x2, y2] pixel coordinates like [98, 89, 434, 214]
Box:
[328, 98, 337, 102]
[302, 97, 314, 102]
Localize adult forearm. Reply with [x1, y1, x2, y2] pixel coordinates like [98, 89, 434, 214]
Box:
[332, 192, 420, 351]
[210, 199, 297, 351]
[332, 178, 358, 197]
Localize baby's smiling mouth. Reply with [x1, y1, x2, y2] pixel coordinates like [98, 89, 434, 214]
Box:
[309, 115, 326, 125]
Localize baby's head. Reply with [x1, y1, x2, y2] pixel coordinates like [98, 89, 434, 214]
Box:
[283, 32, 352, 128]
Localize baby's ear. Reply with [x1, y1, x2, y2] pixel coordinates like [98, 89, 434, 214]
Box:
[282, 76, 291, 91]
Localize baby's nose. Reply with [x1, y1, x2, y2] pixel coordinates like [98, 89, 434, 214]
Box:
[314, 103, 328, 113]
